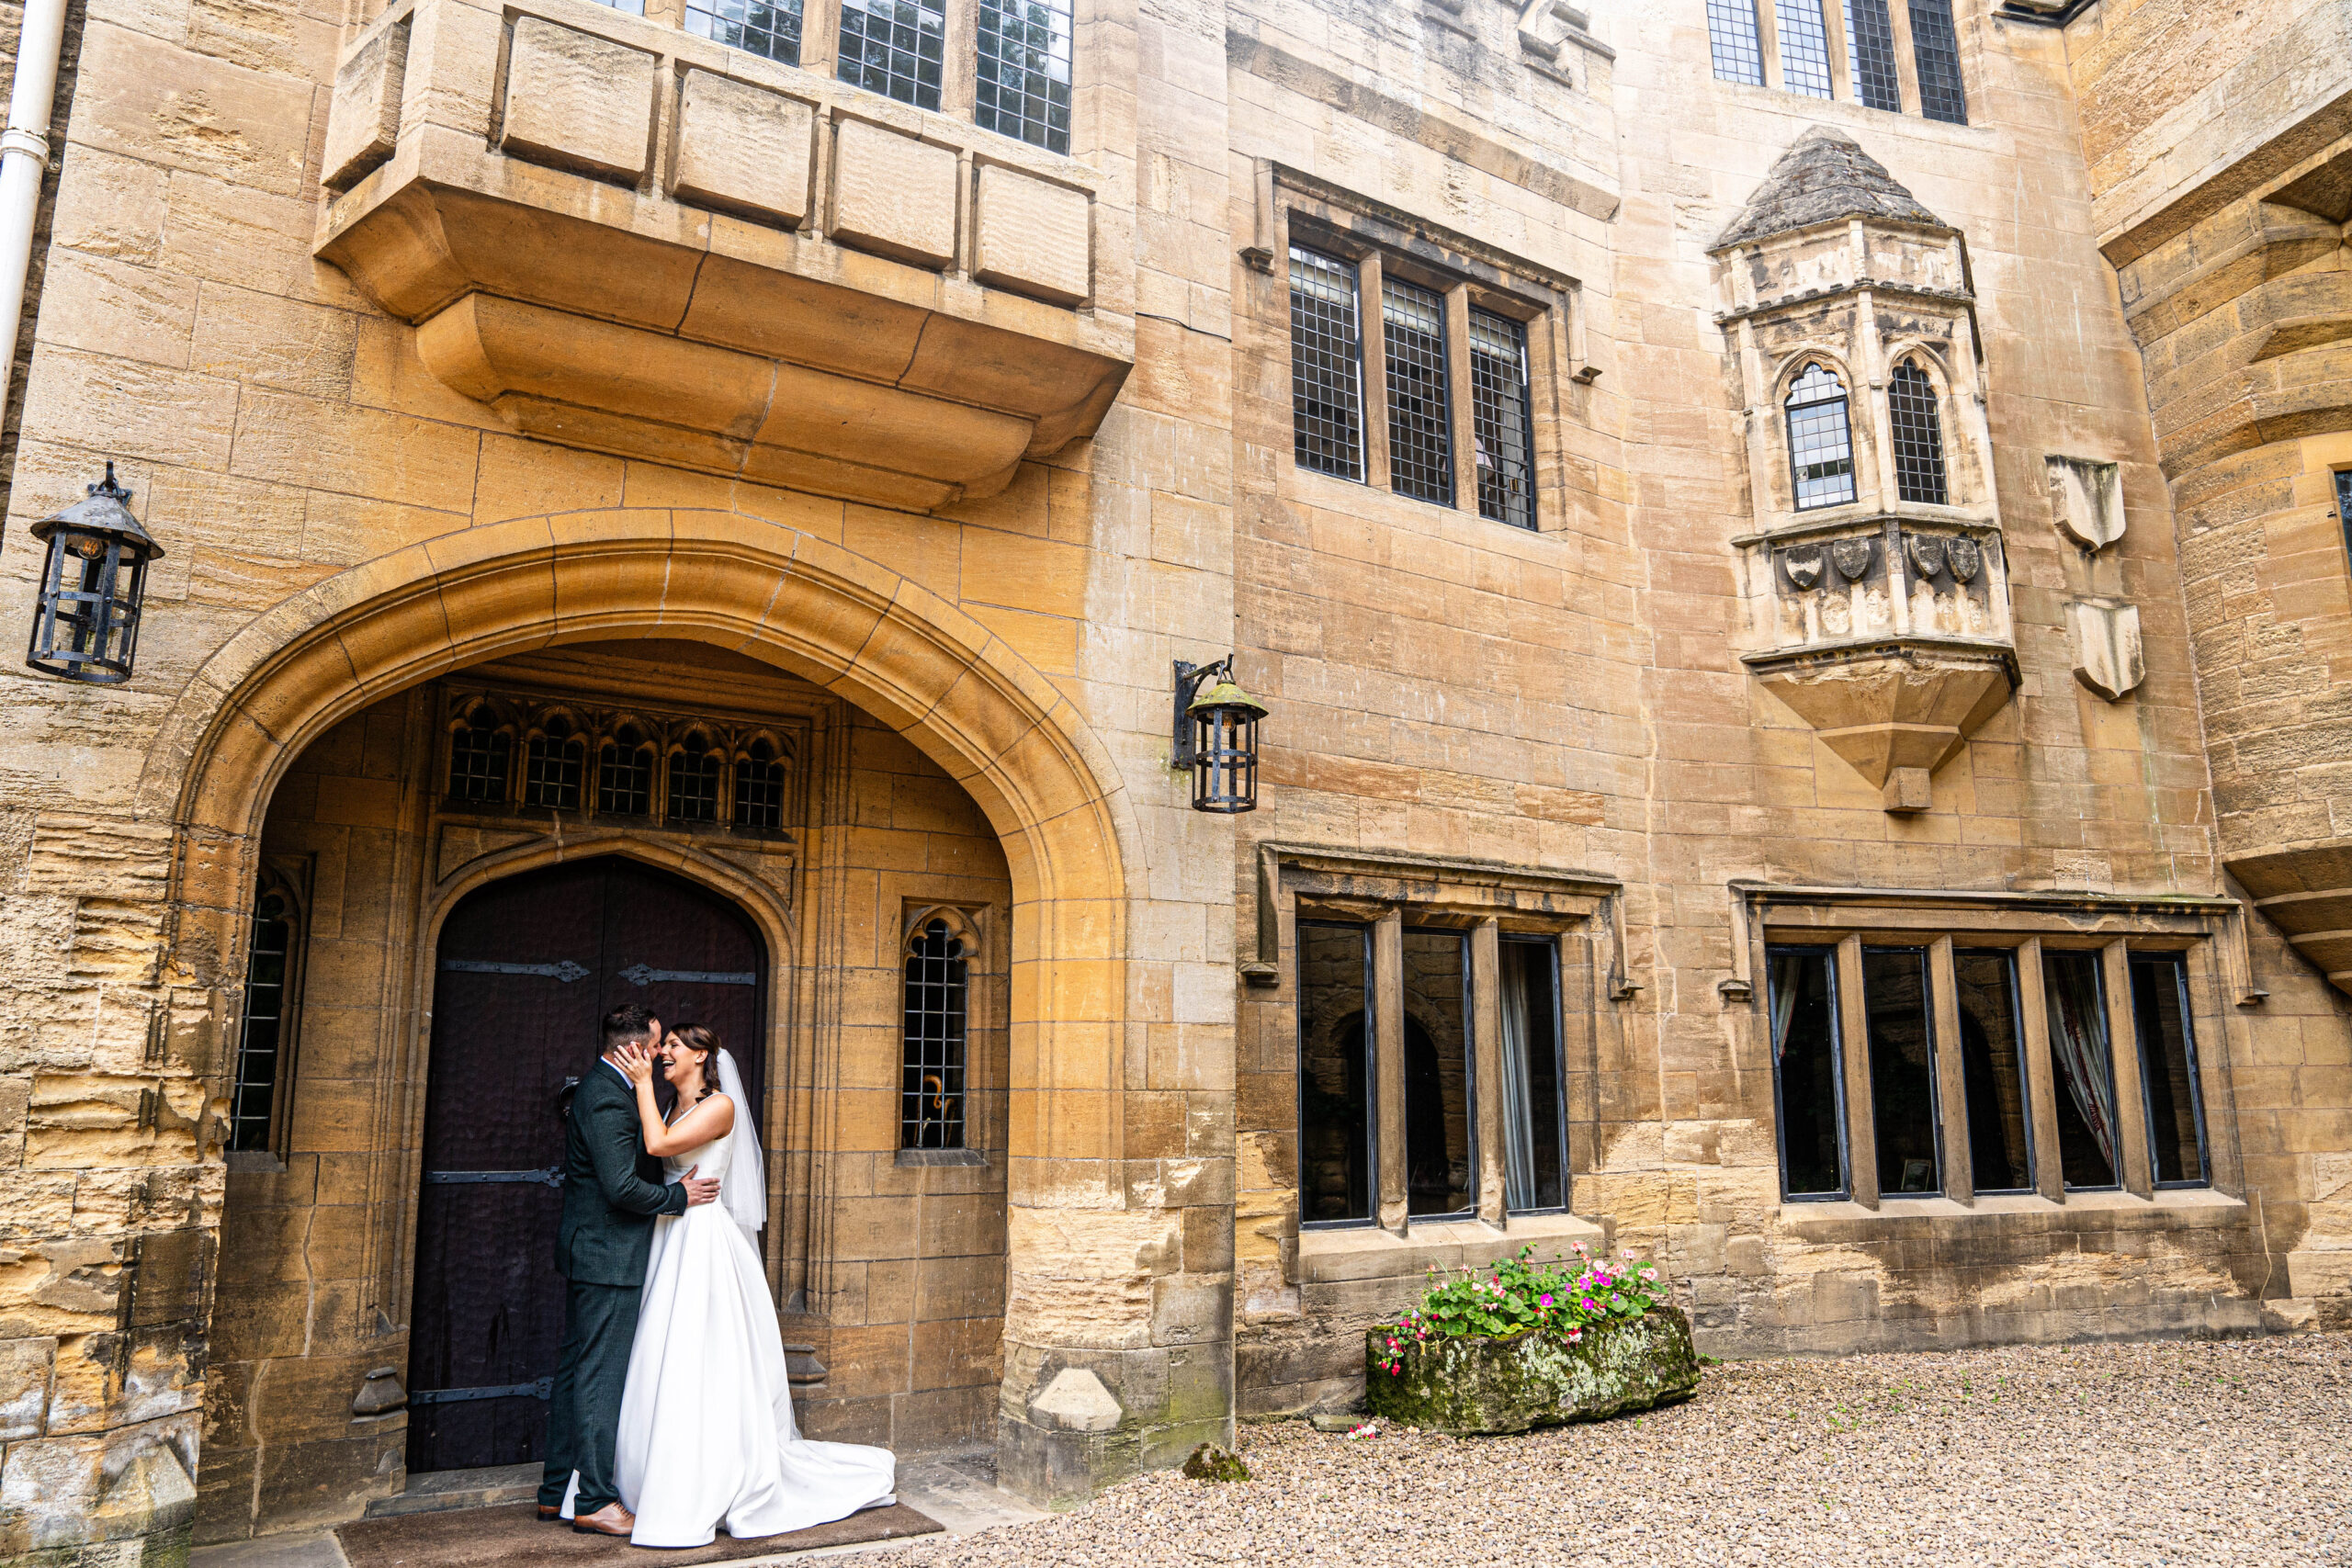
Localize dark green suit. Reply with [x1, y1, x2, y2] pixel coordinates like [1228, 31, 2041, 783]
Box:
[538, 1061, 688, 1515]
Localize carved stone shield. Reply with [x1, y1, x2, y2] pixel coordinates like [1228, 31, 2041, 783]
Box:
[1781, 546, 1823, 591]
[1946, 536, 1982, 582]
[1905, 533, 1946, 579]
[1831, 537, 1873, 581]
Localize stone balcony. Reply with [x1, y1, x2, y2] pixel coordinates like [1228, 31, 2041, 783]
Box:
[314, 0, 1132, 512]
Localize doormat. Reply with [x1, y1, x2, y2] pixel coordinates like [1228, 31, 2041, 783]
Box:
[337, 1500, 944, 1566]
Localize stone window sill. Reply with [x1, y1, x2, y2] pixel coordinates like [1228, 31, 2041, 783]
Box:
[896, 1147, 989, 1168]
[1296, 1212, 1608, 1285]
[1780, 1186, 2246, 1236]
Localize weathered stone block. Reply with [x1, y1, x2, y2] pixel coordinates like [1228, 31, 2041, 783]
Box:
[499, 17, 656, 184]
[974, 165, 1091, 306]
[1363, 1308, 1700, 1434]
[322, 18, 409, 191]
[831, 119, 957, 270]
[670, 70, 814, 228]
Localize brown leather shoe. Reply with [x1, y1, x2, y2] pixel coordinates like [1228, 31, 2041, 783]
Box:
[572, 1503, 635, 1537]
[537, 1505, 560, 1522]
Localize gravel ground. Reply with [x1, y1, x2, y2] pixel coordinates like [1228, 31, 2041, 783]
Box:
[890, 1335, 2352, 1567]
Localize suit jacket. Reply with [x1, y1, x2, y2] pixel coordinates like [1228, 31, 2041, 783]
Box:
[557, 1061, 688, 1286]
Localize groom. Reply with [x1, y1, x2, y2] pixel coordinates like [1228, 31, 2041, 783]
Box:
[538, 1002, 721, 1536]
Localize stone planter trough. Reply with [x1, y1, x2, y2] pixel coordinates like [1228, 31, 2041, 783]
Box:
[1363, 1305, 1701, 1435]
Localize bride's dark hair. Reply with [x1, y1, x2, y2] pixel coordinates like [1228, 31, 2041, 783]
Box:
[668, 1025, 723, 1102]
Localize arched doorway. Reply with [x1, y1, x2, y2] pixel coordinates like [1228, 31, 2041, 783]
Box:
[405, 855, 768, 1474]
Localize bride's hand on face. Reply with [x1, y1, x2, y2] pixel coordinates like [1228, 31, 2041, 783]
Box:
[616, 1042, 658, 1087]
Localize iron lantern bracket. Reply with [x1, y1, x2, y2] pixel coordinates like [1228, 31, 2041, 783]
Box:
[1170, 657, 1233, 770]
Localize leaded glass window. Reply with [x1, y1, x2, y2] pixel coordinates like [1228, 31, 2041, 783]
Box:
[1845, 0, 1902, 110]
[447, 719, 510, 805]
[1382, 276, 1453, 506]
[688, 0, 800, 62]
[837, 0, 944, 110]
[598, 728, 656, 818]
[901, 919, 968, 1149]
[524, 721, 584, 812]
[1786, 363, 1857, 510]
[1909, 0, 1968, 124]
[2336, 469, 2352, 570]
[1290, 246, 1363, 480]
[1469, 310, 1535, 530]
[976, 0, 1071, 154]
[667, 739, 723, 825]
[1889, 358, 1949, 505]
[229, 889, 295, 1155]
[1776, 0, 1834, 97]
[1706, 0, 1765, 85]
[733, 739, 788, 830]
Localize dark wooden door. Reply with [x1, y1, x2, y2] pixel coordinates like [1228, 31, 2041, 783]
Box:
[405, 855, 766, 1474]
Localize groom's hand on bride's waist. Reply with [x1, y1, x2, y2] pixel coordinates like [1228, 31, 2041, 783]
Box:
[682, 1165, 721, 1207]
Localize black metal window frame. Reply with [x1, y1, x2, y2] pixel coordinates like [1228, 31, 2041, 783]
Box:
[597, 735, 657, 818]
[1953, 946, 2038, 1196]
[837, 0, 946, 110]
[665, 742, 725, 825]
[733, 742, 789, 830]
[1706, 0, 1766, 85]
[1766, 942, 1852, 1203]
[1295, 919, 1378, 1231]
[1775, 0, 1835, 97]
[1382, 276, 1454, 508]
[1908, 0, 1968, 124]
[1499, 933, 1569, 1215]
[1469, 309, 1536, 530]
[1786, 362, 1859, 511]
[2335, 469, 2352, 573]
[1844, 0, 1903, 110]
[1402, 923, 1478, 1222]
[2129, 951, 2211, 1190]
[901, 919, 970, 1149]
[447, 721, 512, 805]
[1861, 943, 1946, 1199]
[975, 0, 1072, 154]
[1888, 357, 1950, 505]
[228, 884, 301, 1156]
[524, 728, 586, 812]
[689, 0, 801, 63]
[1288, 244, 1366, 482]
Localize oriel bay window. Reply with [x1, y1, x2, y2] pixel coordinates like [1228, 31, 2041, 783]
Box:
[1295, 904, 1581, 1230]
[1754, 891, 2237, 1208]
[1284, 229, 1551, 531]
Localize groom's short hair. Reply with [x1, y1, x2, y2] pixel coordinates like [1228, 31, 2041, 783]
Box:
[601, 1003, 657, 1051]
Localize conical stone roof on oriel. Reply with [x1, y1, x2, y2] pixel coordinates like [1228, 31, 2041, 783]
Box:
[1713, 126, 1949, 251]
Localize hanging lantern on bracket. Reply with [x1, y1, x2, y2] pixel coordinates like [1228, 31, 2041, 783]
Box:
[25, 462, 162, 685]
[1172, 657, 1268, 814]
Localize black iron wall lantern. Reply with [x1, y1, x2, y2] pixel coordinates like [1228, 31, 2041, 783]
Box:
[1172, 657, 1268, 814]
[26, 463, 162, 685]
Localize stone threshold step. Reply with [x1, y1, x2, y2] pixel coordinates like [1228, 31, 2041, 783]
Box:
[364, 1462, 540, 1519]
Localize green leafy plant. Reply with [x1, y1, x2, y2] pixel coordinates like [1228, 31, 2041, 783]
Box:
[1371, 1244, 1662, 1376]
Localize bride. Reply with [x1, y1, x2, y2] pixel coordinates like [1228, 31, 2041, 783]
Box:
[571, 1024, 899, 1548]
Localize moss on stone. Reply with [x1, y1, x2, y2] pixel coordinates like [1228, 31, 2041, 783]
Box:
[1363, 1307, 1702, 1435]
[1182, 1443, 1250, 1482]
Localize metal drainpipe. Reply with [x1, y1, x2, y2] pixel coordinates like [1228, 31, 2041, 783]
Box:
[0, 0, 69, 436]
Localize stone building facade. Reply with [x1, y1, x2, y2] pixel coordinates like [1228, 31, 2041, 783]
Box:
[0, 0, 2348, 1562]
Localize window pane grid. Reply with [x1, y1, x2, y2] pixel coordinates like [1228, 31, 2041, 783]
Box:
[666, 749, 722, 824]
[447, 726, 509, 804]
[1787, 364, 1858, 510]
[1706, 0, 1766, 85]
[901, 921, 968, 1148]
[1775, 0, 1834, 97]
[230, 899, 291, 1154]
[524, 734, 584, 811]
[975, 0, 1071, 154]
[837, 0, 944, 108]
[1469, 310, 1535, 529]
[598, 742, 654, 817]
[1289, 247, 1363, 480]
[1889, 360, 1950, 504]
[1382, 277, 1453, 506]
[1845, 0, 1903, 110]
[1908, 0, 1968, 124]
[733, 754, 787, 829]
[687, 0, 801, 63]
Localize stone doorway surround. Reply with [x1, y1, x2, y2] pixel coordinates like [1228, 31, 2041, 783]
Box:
[144, 513, 1212, 1517]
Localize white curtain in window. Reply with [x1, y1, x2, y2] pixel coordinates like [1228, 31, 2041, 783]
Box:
[1499, 948, 1538, 1212]
[1770, 953, 1805, 1061]
[2044, 957, 2118, 1170]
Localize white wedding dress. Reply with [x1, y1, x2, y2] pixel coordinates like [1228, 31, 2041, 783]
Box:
[563, 1055, 898, 1548]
